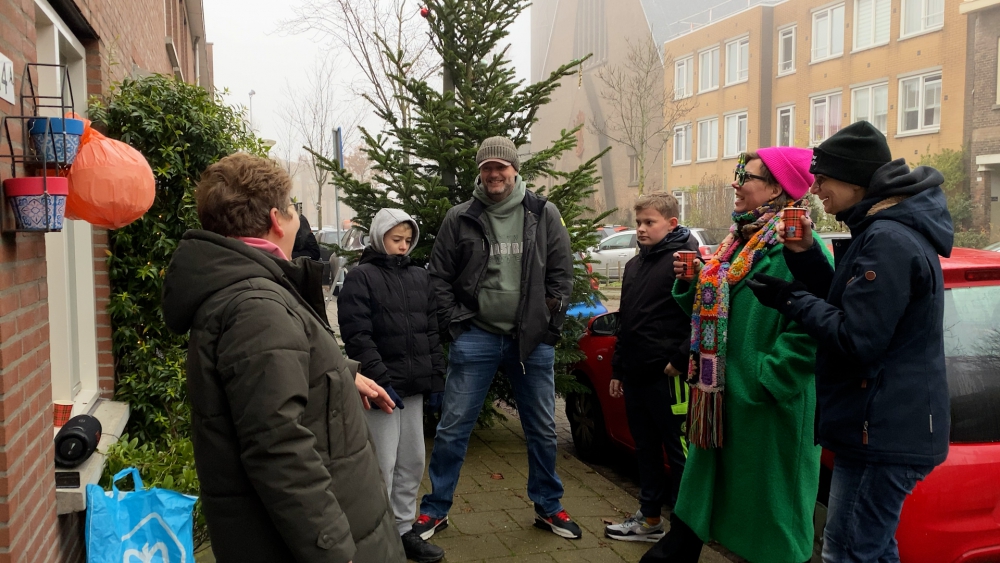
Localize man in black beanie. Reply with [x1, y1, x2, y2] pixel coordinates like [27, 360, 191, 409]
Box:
[745, 120, 954, 563]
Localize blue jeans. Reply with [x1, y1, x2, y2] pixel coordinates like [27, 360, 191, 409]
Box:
[822, 458, 933, 563]
[420, 325, 564, 518]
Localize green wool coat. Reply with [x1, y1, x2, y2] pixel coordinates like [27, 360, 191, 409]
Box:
[672, 241, 823, 563]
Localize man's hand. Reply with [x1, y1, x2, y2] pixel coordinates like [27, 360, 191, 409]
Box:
[745, 273, 806, 311]
[777, 215, 814, 253]
[609, 379, 623, 399]
[355, 373, 395, 414]
[664, 363, 681, 377]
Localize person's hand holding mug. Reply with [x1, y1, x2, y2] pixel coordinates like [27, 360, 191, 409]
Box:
[673, 251, 699, 282]
[778, 208, 814, 253]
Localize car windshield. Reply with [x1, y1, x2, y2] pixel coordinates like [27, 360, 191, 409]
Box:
[943, 286, 1000, 443]
[695, 229, 722, 245]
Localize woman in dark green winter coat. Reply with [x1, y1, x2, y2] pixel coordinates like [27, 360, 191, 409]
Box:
[162, 153, 405, 563]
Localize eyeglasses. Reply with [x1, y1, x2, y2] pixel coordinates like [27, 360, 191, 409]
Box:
[734, 154, 767, 187]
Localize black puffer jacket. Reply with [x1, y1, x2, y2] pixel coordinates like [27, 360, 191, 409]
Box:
[611, 227, 699, 381]
[162, 230, 404, 563]
[784, 160, 953, 466]
[429, 188, 574, 360]
[338, 247, 445, 397]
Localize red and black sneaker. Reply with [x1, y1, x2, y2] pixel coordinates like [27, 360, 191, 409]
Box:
[533, 507, 583, 539]
[412, 513, 448, 540]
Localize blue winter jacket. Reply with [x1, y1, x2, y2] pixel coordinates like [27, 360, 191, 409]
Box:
[783, 159, 954, 466]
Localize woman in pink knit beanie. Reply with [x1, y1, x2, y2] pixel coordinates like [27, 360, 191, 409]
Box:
[645, 146, 825, 563]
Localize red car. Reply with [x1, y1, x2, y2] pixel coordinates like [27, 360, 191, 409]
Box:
[567, 247, 1000, 563]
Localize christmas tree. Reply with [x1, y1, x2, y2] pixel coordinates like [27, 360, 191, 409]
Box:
[312, 0, 610, 422]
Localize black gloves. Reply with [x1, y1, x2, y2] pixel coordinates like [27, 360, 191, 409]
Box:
[373, 385, 405, 410]
[745, 273, 807, 311]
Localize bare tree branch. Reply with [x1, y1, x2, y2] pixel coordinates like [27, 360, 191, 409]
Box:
[589, 37, 695, 195]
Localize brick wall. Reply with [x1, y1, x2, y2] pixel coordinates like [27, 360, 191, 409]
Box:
[968, 6, 1000, 232]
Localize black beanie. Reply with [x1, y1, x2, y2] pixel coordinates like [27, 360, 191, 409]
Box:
[809, 121, 892, 188]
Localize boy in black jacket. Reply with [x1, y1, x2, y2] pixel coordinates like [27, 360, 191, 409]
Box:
[338, 208, 446, 563]
[604, 193, 698, 543]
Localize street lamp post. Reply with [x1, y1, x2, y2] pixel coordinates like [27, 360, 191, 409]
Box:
[248, 89, 256, 128]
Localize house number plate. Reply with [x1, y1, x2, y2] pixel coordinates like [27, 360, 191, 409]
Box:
[0, 53, 14, 105]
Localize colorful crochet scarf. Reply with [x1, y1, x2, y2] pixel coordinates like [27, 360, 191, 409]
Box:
[686, 199, 797, 449]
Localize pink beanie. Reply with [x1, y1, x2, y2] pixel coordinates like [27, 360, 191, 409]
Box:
[756, 147, 815, 200]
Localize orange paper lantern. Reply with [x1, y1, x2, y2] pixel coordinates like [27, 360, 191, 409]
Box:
[65, 119, 155, 229]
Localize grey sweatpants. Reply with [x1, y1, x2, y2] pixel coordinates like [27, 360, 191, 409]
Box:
[365, 398, 425, 535]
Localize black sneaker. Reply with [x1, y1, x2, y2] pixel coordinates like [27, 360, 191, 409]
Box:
[533, 507, 583, 539]
[411, 513, 448, 540]
[401, 530, 444, 563]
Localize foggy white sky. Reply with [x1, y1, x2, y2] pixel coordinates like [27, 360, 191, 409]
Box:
[203, 0, 531, 159]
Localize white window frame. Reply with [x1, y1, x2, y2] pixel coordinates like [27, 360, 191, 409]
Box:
[778, 26, 796, 76]
[853, 0, 891, 52]
[776, 105, 795, 146]
[810, 91, 843, 146]
[35, 0, 100, 416]
[725, 37, 750, 86]
[675, 56, 694, 99]
[673, 124, 692, 164]
[900, 0, 944, 38]
[851, 82, 889, 134]
[811, 3, 845, 63]
[897, 72, 942, 135]
[699, 46, 720, 93]
[697, 117, 719, 162]
[723, 112, 748, 158]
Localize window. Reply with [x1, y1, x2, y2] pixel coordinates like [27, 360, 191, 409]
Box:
[812, 4, 845, 62]
[673, 124, 692, 164]
[697, 117, 719, 161]
[778, 27, 796, 75]
[699, 47, 720, 92]
[854, 0, 890, 50]
[726, 37, 749, 85]
[628, 153, 639, 186]
[899, 72, 941, 134]
[811, 92, 842, 145]
[902, 0, 944, 37]
[675, 57, 694, 99]
[852, 83, 889, 134]
[724, 113, 748, 158]
[777, 106, 795, 146]
[573, 0, 608, 70]
[598, 233, 635, 251]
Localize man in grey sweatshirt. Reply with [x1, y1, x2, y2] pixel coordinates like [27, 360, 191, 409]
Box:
[413, 136, 579, 541]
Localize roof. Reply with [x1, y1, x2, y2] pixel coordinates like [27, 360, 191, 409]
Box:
[640, 0, 780, 45]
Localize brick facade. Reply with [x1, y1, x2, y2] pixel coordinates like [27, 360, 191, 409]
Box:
[963, 0, 1000, 236]
[0, 1, 212, 561]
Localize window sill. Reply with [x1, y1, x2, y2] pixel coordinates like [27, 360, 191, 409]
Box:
[698, 86, 719, 95]
[810, 54, 844, 65]
[673, 160, 692, 166]
[777, 69, 796, 78]
[895, 128, 940, 139]
[725, 78, 749, 88]
[850, 41, 890, 55]
[55, 400, 130, 515]
[696, 157, 718, 163]
[723, 154, 742, 160]
[898, 26, 943, 43]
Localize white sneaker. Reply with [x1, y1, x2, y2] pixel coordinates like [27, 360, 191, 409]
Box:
[604, 509, 665, 542]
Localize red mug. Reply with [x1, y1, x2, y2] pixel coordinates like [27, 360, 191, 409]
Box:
[782, 207, 809, 241]
[677, 251, 698, 280]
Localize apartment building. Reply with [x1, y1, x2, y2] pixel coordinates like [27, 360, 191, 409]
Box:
[962, 0, 1000, 235]
[665, 0, 967, 197]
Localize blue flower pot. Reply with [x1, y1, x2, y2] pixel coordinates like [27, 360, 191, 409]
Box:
[28, 118, 84, 165]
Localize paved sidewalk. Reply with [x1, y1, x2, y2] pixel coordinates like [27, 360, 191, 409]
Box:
[420, 412, 729, 563]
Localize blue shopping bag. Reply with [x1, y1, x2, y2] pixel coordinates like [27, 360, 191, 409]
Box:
[86, 467, 197, 563]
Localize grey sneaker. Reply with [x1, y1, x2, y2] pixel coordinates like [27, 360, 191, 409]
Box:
[604, 509, 665, 542]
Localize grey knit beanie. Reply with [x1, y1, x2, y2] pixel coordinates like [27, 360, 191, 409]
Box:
[476, 136, 519, 171]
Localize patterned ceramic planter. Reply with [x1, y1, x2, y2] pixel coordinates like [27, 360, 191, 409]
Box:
[3, 177, 69, 231]
[28, 117, 84, 165]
